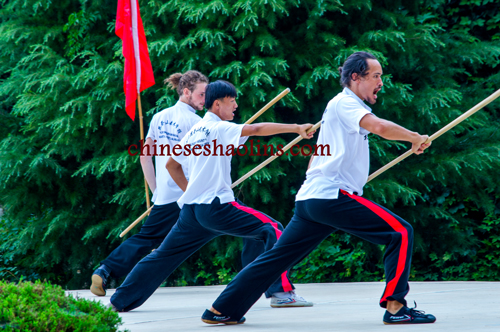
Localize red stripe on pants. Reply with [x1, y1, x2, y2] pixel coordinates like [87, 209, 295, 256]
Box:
[341, 191, 408, 304]
[229, 201, 293, 292]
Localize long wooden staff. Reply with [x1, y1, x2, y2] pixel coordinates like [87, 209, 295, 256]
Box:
[367, 88, 500, 182]
[231, 121, 322, 188]
[119, 88, 291, 237]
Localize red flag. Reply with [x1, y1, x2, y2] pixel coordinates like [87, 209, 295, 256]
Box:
[115, 0, 155, 121]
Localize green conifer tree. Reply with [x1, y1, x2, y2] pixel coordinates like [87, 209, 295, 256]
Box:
[1, 0, 499, 288]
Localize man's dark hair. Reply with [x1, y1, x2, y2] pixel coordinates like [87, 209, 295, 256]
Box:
[205, 80, 237, 109]
[338, 52, 378, 88]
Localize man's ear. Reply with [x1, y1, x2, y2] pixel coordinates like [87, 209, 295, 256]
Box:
[182, 87, 191, 97]
[351, 73, 359, 83]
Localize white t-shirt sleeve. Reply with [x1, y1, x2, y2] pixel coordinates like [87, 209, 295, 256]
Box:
[146, 115, 157, 141]
[337, 97, 372, 134]
[238, 136, 249, 147]
[218, 122, 244, 148]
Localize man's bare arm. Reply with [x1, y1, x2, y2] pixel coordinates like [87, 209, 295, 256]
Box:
[241, 123, 315, 139]
[166, 157, 188, 192]
[140, 137, 157, 192]
[307, 155, 314, 170]
[360, 114, 431, 154]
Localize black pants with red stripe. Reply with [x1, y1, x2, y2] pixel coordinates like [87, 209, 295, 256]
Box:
[101, 201, 270, 279]
[212, 191, 414, 320]
[110, 197, 295, 311]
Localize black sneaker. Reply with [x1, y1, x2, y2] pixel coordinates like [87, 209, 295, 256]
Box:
[201, 309, 246, 325]
[90, 265, 110, 296]
[383, 302, 436, 324]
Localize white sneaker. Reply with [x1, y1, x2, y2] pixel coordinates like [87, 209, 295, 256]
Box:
[270, 291, 313, 307]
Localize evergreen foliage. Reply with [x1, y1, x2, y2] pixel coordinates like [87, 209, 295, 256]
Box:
[0, 0, 499, 288]
[0, 279, 126, 331]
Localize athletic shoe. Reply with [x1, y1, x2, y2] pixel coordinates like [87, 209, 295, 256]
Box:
[270, 290, 314, 307]
[90, 265, 110, 296]
[106, 302, 121, 312]
[201, 309, 246, 325]
[383, 302, 436, 324]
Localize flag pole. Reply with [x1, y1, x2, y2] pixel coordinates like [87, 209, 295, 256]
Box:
[137, 93, 151, 209]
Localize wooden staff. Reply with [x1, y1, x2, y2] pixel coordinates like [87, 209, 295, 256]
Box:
[138, 94, 151, 210]
[245, 88, 290, 123]
[231, 121, 322, 188]
[367, 88, 500, 182]
[119, 88, 292, 237]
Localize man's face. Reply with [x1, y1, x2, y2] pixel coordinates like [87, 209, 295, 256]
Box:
[353, 59, 383, 105]
[185, 83, 207, 111]
[216, 96, 238, 121]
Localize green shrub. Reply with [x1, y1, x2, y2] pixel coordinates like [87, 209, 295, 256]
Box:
[0, 280, 127, 332]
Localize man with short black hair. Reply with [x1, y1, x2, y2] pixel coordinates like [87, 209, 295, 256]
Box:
[108, 80, 315, 315]
[203, 52, 437, 325]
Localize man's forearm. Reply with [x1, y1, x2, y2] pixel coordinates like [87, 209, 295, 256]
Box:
[360, 114, 430, 154]
[170, 171, 188, 192]
[360, 115, 421, 143]
[166, 158, 188, 192]
[246, 123, 300, 137]
[140, 155, 156, 193]
[307, 155, 314, 170]
[259, 123, 300, 136]
[376, 120, 421, 143]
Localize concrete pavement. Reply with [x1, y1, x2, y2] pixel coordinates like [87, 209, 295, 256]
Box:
[70, 281, 499, 331]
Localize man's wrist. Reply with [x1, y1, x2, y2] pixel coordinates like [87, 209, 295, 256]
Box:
[410, 131, 421, 144]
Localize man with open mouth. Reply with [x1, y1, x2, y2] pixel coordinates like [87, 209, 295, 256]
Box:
[202, 51, 436, 326]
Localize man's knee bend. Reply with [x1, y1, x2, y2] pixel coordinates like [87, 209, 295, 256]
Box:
[405, 223, 414, 240]
[391, 229, 408, 244]
[260, 226, 280, 242]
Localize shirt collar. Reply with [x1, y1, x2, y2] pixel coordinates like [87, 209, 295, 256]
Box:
[343, 87, 372, 111]
[204, 111, 222, 122]
[176, 100, 197, 114]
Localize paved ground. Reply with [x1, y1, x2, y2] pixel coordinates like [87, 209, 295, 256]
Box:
[70, 281, 499, 332]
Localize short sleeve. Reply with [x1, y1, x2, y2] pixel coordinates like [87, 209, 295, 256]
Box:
[217, 122, 244, 148]
[146, 115, 157, 141]
[238, 136, 249, 147]
[336, 97, 371, 134]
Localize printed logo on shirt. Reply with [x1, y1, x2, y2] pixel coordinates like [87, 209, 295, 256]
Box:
[186, 126, 211, 141]
[158, 120, 182, 140]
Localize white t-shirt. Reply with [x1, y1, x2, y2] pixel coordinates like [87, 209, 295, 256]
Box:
[172, 112, 246, 208]
[296, 87, 372, 200]
[146, 101, 201, 205]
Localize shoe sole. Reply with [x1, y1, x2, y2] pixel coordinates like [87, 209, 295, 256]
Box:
[90, 274, 106, 296]
[383, 321, 436, 325]
[271, 303, 314, 308]
[201, 319, 244, 325]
